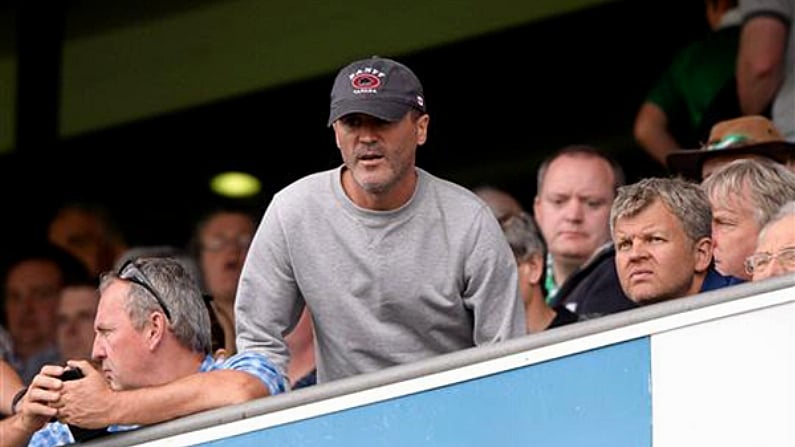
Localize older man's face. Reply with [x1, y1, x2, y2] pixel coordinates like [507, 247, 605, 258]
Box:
[751, 215, 795, 281]
[708, 187, 761, 280]
[614, 200, 711, 304]
[91, 280, 156, 390]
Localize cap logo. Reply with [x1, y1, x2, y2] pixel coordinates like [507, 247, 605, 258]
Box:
[349, 67, 386, 94]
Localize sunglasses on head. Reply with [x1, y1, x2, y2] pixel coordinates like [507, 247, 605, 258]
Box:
[117, 259, 172, 322]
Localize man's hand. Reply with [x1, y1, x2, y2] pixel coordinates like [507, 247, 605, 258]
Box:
[16, 365, 66, 433]
[53, 360, 115, 429]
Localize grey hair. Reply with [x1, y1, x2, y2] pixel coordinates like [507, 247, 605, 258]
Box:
[499, 211, 545, 262]
[759, 200, 795, 241]
[100, 256, 211, 354]
[701, 158, 795, 227]
[113, 246, 203, 287]
[610, 177, 712, 244]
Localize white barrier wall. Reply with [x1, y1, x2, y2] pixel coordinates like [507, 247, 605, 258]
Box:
[652, 299, 794, 446]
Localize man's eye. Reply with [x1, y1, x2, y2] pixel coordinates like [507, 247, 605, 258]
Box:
[586, 200, 604, 208]
[340, 116, 361, 127]
[713, 218, 735, 227]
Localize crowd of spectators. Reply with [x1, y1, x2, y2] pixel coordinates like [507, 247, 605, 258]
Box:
[1, 6, 794, 440]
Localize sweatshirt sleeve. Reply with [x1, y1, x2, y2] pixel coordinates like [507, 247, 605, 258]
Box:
[235, 193, 304, 378]
[464, 206, 527, 344]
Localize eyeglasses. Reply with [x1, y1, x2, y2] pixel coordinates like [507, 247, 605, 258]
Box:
[744, 247, 795, 275]
[201, 234, 252, 253]
[117, 259, 172, 321]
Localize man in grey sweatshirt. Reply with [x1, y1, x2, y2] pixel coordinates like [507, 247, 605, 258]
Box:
[235, 56, 526, 384]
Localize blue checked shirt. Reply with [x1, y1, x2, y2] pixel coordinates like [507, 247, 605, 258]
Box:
[27, 351, 284, 446]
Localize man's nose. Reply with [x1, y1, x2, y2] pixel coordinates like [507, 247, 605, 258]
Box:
[710, 224, 722, 249]
[357, 123, 380, 142]
[563, 200, 584, 221]
[91, 338, 105, 360]
[628, 240, 649, 260]
[62, 319, 79, 335]
[19, 295, 37, 313]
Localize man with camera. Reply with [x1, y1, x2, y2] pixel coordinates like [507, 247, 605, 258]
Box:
[1, 256, 285, 446]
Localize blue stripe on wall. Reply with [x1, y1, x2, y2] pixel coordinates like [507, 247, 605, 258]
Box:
[199, 337, 651, 447]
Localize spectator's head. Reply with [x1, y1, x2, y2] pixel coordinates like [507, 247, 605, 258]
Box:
[93, 257, 210, 390]
[189, 208, 256, 305]
[611, 177, 713, 304]
[534, 145, 625, 270]
[57, 280, 99, 361]
[499, 211, 546, 309]
[2, 243, 92, 360]
[667, 115, 795, 181]
[113, 245, 202, 287]
[473, 186, 524, 222]
[328, 57, 429, 199]
[747, 201, 795, 281]
[701, 158, 795, 279]
[113, 246, 228, 355]
[47, 202, 128, 277]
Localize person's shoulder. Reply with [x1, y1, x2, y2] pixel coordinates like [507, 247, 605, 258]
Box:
[669, 32, 723, 66]
[549, 305, 580, 329]
[419, 168, 487, 210]
[577, 242, 615, 272]
[555, 243, 633, 314]
[213, 352, 282, 377]
[701, 267, 746, 292]
[270, 167, 339, 207]
[278, 167, 337, 194]
[217, 351, 287, 394]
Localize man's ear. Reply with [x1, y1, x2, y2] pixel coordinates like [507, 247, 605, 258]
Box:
[693, 236, 713, 273]
[525, 252, 544, 285]
[415, 114, 429, 146]
[332, 123, 341, 149]
[533, 196, 543, 222]
[146, 312, 167, 351]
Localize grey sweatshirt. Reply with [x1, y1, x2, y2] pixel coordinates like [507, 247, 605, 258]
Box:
[236, 166, 525, 383]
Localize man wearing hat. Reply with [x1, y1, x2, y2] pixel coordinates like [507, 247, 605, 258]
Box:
[666, 115, 794, 180]
[236, 56, 526, 384]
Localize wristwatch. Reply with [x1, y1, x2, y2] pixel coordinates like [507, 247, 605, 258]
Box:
[11, 386, 28, 415]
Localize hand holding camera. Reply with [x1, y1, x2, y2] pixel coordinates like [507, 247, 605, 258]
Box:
[58, 367, 84, 382]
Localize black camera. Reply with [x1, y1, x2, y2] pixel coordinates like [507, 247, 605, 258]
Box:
[59, 368, 84, 381]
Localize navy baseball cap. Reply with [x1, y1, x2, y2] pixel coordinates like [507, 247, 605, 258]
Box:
[328, 56, 426, 126]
